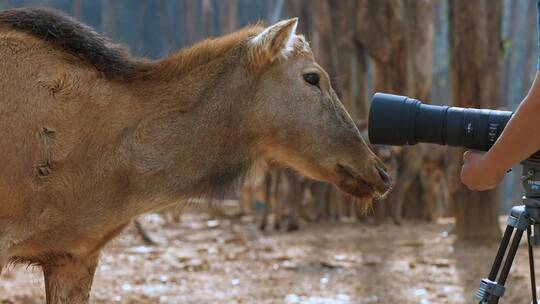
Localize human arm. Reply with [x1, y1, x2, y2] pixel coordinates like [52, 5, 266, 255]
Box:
[461, 72, 540, 190]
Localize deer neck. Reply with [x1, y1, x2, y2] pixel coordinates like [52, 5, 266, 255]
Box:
[119, 55, 257, 211]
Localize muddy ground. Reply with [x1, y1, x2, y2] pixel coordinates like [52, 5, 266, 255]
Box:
[1, 210, 538, 304]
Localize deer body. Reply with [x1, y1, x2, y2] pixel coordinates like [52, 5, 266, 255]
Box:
[0, 29, 252, 263]
[0, 8, 390, 303]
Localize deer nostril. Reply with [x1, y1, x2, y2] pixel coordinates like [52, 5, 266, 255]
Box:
[376, 164, 392, 187]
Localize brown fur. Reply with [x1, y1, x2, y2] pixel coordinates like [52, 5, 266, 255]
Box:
[0, 7, 146, 77]
[0, 8, 390, 303]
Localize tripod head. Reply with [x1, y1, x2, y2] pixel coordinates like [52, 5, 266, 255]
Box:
[522, 152, 540, 199]
[520, 153, 540, 248]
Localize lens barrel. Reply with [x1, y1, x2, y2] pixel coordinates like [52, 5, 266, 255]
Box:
[368, 93, 513, 152]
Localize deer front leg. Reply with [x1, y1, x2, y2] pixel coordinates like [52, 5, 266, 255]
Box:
[134, 218, 156, 246]
[392, 177, 414, 225]
[272, 171, 283, 230]
[260, 171, 274, 231]
[0, 253, 5, 277]
[42, 253, 100, 304]
[285, 173, 301, 232]
[239, 187, 253, 216]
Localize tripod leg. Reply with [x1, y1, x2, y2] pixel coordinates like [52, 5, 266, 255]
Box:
[478, 228, 525, 304]
[488, 225, 514, 281]
[527, 226, 538, 303]
[478, 206, 532, 304]
[498, 229, 524, 286]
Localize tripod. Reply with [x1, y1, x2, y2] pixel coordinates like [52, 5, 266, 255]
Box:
[477, 159, 540, 304]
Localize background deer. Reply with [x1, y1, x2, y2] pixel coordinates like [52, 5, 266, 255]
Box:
[0, 8, 390, 303]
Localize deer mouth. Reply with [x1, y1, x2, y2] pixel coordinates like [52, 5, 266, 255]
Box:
[336, 164, 384, 199]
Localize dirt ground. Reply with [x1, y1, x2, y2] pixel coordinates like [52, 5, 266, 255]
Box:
[1, 209, 539, 304]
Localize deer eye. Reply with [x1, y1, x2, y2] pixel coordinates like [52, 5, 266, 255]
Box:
[303, 73, 320, 87]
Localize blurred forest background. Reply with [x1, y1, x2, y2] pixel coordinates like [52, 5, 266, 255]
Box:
[0, 0, 537, 244]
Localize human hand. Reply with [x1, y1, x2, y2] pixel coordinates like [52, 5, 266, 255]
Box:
[460, 150, 505, 191]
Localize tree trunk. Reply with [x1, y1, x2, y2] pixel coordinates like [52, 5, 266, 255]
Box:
[285, 0, 313, 38]
[71, 0, 82, 18]
[219, 0, 237, 34]
[356, 0, 401, 221]
[328, 0, 355, 113]
[136, 1, 150, 53]
[157, 1, 176, 53]
[202, 0, 214, 37]
[310, 0, 339, 83]
[356, 0, 434, 98]
[183, 0, 200, 46]
[268, 0, 285, 24]
[449, 0, 502, 243]
[521, 0, 537, 95]
[101, 1, 117, 38]
[399, 1, 436, 223]
[353, 44, 368, 120]
[502, 0, 519, 103]
[356, 0, 434, 222]
[356, 0, 406, 94]
[403, 0, 434, 101]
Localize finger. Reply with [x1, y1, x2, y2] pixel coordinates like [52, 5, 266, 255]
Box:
[463, 150, 472, 162]
[460, 171, 474, 190]
[485, 184, 497, 191]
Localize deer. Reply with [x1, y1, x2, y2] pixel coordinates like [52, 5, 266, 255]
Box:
[240, 160, 303, 232]
[0, 8, 391, 303]
[244, 163, 342, 231]
[389, 145, 450, 224]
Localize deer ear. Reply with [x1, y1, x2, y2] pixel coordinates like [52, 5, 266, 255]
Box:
[249, 18, 298, 69]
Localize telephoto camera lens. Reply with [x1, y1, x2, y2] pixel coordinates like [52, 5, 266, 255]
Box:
[368, 93, 513, 152]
